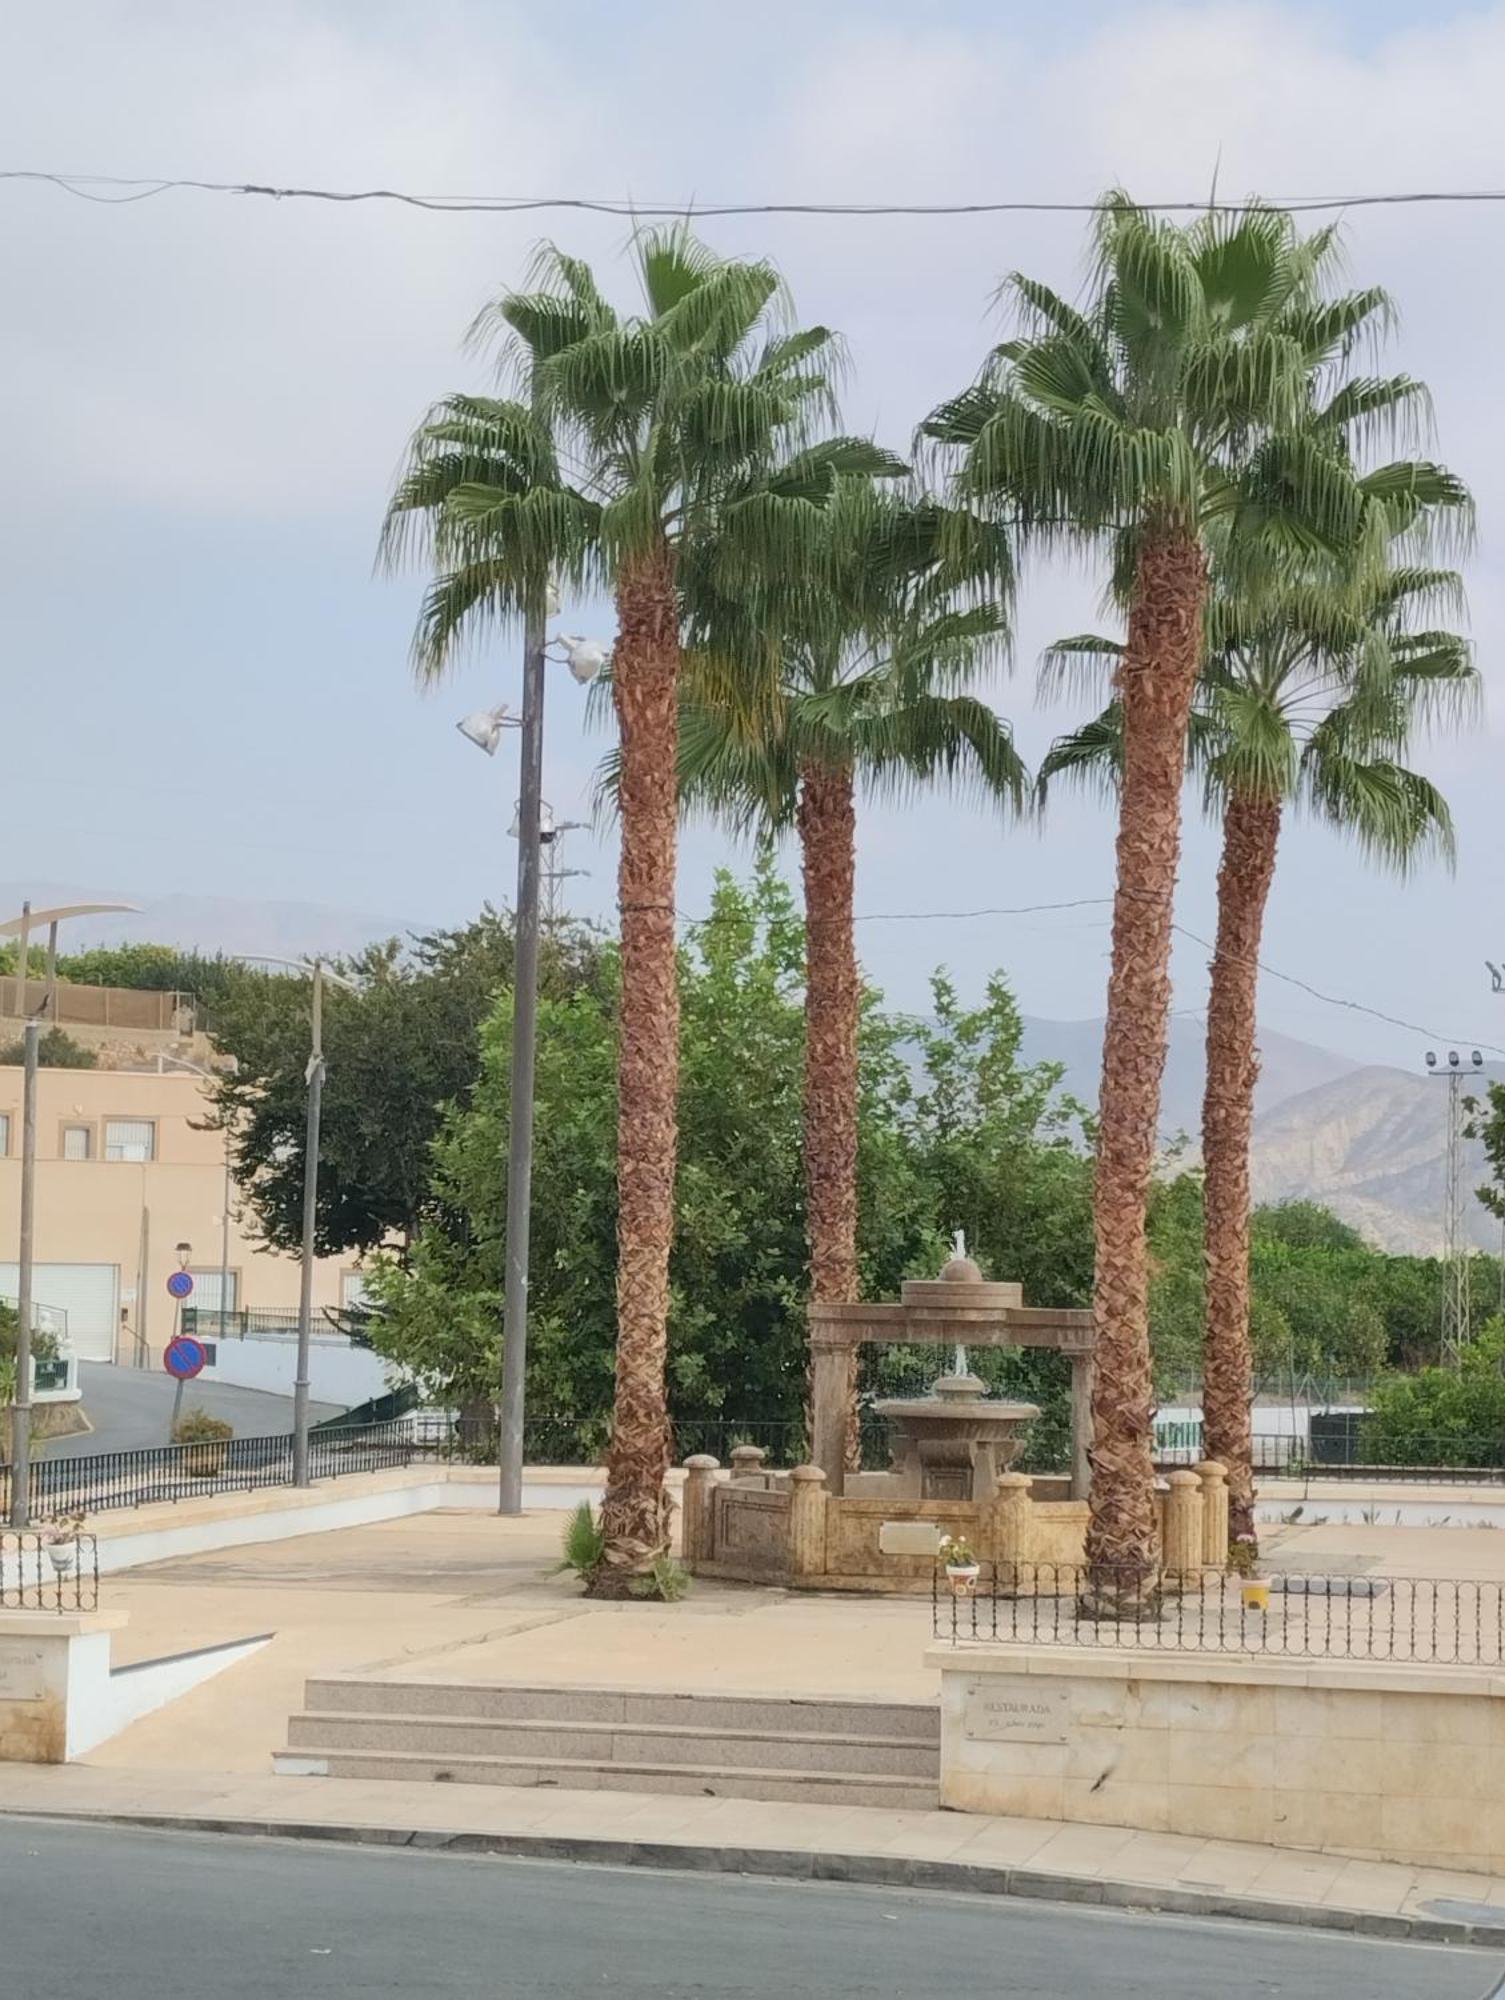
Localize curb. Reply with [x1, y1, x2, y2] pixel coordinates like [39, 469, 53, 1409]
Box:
[8, 1806, 1505, 1950]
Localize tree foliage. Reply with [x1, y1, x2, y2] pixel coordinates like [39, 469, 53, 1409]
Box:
[206, 912, 607, 1256]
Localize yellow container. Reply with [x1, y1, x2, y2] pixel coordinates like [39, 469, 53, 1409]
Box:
[1241, 1579, 1270, 1613]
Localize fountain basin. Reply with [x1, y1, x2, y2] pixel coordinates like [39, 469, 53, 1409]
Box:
[873, 1373, 1041, 1502]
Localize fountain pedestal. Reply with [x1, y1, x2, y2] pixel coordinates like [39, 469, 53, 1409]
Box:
[873, 1369, 1040, 1503]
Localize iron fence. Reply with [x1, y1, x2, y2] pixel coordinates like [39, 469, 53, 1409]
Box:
[4, 1421, 420, 1519]
[933, 1560, 1505, 1664]
[0, 1530, 99, 1611]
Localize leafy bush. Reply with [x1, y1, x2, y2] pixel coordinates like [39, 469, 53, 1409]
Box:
[1362, 1323, 1505, 1467]
[172, 1408, 234, 1444]
[0, 1028, 96, 1069]
[555, 1501, 607, 1580]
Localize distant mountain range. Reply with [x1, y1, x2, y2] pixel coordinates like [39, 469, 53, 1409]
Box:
[1019, 1013, 1499, 1255]
[7, 882, 1494, 1255]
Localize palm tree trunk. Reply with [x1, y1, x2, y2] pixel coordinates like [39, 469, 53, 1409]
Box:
[1201, 787, 1281, 1553]
[1084, 520, 1208, 1609]
[797, 760, 862, 1469]
[593, 538, 679, 1593]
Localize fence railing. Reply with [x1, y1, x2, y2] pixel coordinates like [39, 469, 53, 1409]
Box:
[1151, 1431, 1505, 1482]
[0, 1530, 99, 1611]
[3, 1421, 421, 1519]
[933, 1560, 1505, 1665]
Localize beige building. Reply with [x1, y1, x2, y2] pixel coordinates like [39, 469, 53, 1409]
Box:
[0, 1064, 351, 1364]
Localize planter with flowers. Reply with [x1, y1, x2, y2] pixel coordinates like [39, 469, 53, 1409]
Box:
[40, 1508, 86, 1576]
[1228, 1532, 1268, 1612]
[938, 1533, 982, 1595]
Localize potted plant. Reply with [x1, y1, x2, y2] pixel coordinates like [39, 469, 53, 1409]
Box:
[40, 1508, 85, 1575]
[1228, 1532, 1268, 1611]
[938, 1533, 982, 1595]
[172, 1407, 234, 1478]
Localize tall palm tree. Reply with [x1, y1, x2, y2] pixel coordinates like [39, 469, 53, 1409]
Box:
[924, 195, 1464, 1601]
[1041, 556, 1476, 1547]
[672, 478, 1025, 1453]
[383, 230, 885, 1591]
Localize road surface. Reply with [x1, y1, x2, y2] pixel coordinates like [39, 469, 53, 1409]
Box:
[41, 1361, 343, 1457]
[0, 1821, 1495, 1998]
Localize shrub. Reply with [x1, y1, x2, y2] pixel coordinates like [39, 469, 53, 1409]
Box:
[1363, 1322, 1505, 1467]
[0, 1028, 97, 1069]
[172, 1408, 234, 1444]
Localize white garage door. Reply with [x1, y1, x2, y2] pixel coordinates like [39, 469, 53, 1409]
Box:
[0, 1262, 119, 1361]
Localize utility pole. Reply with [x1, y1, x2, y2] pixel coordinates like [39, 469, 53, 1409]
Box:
[1426, 1047, 1484, 1365]
[293, 964, 327, 1488]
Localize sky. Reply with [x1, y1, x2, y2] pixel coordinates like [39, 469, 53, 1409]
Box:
[3, 0, 1503, 1068]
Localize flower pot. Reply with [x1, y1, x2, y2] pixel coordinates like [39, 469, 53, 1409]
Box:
[45, 1542, 77, 1576]
[946, 1563, 981, 1597]
[1241, 1579, 1270, 1613]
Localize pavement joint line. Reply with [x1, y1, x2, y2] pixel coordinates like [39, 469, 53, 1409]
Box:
[6, 1804, 1504, 1951]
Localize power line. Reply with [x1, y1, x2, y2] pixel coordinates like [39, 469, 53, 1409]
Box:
[10, 168, 1505, 220]
[674, 893, 1505, 1057]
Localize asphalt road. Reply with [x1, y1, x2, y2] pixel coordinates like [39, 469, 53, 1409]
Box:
[0, 1822, 1496, 1999]
[41, 1361, 343, 1457]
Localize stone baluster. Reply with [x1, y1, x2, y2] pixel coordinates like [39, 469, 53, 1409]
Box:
[729, 1444, 767, 1485]
[1161, 1469, 1204, 1592]
[990, 1470, 1034, 1593]
[1195, 1460, 1230, 1566]
[681, 1455, 720, 1568]
[786, 1464, 828, 1581]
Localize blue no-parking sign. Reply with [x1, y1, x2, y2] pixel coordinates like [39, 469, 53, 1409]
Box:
[166, 1269, 194, 1301]
[163, 1334, 207, 1380]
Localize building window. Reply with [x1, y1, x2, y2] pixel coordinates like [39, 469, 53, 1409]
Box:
[104, 1118, 155, 1162]
[0, 1112, 9, 1155]
[62, 1124, 93, 1161]
[340, 1271, 371, 1311]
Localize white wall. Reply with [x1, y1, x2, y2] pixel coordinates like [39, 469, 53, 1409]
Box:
[201, 1330, 389, 1407]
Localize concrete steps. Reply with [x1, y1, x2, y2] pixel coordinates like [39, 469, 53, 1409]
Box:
[278, 1681, 940, 1810]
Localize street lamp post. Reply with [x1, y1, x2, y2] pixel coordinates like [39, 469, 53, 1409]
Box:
[233, 955, 357, 1486]
[458, 630, 606, 1515]
[1, 897, 138, 1527]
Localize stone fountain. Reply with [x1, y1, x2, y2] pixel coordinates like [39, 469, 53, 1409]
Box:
[871, 1236, 1040, 1502]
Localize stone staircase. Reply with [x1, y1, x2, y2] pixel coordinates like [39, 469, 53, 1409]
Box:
[276, 1681, 940, 1809]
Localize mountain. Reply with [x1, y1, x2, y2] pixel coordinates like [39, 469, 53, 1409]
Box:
[1248, 1062, 1503, 1254]
[0, 882, 417, 964]
[1018, 1012, 1361, 1140]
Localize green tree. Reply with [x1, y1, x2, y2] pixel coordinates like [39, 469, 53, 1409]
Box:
[207, 914, 604, 1255]
[1042, 556, 1472, 1544]
[671, 475, 1023, 1455]
[928, 196, 1465, 1596]
[384, 229, 891, 1591]
[1364, 1321, 1505, 1467]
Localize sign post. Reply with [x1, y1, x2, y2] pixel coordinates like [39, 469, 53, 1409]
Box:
[162, 1306, 205, 1443]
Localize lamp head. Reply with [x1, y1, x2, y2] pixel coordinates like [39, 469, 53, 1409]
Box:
[1425, 1050, 1438, 1069]
[1473, 1050, 1485, 1068]
[1449, 1049, 1461, 1068]
[457, 706, 513, 756]
[558, 635, 609, 685]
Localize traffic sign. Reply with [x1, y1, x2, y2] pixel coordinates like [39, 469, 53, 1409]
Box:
[163, 1335, 207, 1381]
[166, 1270, 194, 1301]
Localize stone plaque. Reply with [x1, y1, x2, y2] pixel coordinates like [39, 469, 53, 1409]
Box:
[964, 1678, 1070, 1744]
[878, 1520, 943, 1556]
[0, 1642, 46, 1703]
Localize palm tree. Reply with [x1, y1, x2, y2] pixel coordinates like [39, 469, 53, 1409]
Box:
[672, 478, 1025, 1455]
[383, 230, 885, 1591]
[1041, 556, 1475, 1547]
[924, 195, 1466, 1601]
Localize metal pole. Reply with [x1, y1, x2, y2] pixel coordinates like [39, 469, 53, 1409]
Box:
[8, 1019, 39, 1526]
[219, 1139, 233, 1342]
[43, 921, 58, 1025]
[498, 412, 549, 1515]
[292, 966, 324, 1487]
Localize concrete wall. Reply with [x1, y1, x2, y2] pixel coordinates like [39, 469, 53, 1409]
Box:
[932, 1643, 1505, 1873]
[202, 1330, 389, 1407]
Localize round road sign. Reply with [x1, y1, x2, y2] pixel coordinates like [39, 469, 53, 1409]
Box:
[166, 1269, 194, 1301]
[163, 1334, 207, 1381]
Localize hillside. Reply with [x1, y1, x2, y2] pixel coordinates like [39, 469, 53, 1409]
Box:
[1248, 1062, 1502, 1255]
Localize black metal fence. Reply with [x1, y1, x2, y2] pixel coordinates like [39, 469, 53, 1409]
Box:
[0, 1530, 99, 1611]
[933, 1560, 1505, 1665]
[4, 1422, 421, 1519]
[1148, 1431, 1505, 1483]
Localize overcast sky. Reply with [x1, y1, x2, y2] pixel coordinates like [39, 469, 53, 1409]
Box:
[3, 0, 1502, 1066]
